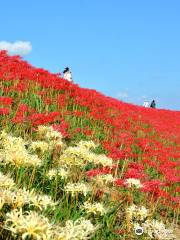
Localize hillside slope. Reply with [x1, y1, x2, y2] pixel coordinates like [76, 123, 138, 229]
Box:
[0, 51, 179, 239]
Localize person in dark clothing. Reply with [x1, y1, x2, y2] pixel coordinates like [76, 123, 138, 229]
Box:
[150, 100, 156, 108]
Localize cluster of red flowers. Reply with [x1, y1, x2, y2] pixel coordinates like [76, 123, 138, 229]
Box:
[0, 50, 179, 209]
[0, 96, 13, 105]
[28, 111, 60, 126]
[0, 107, 10, 115]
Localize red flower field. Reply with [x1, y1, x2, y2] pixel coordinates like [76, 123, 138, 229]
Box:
[0, 50, 179, 239]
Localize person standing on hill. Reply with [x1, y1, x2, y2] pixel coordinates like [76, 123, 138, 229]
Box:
[150, 100, 156, 108]
[63, 67, 73, 82]
[143, 101, 149, 108]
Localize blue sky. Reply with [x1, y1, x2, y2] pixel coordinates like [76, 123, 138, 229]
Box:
[0, 0, 180, 110]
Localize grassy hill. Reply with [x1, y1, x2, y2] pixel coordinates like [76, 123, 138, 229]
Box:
[0, 50, 179, 239]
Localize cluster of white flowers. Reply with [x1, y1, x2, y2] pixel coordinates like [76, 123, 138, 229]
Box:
[0, 128, 105, 240]
[134, 220, 175, 239]
[142, 220, 175, 240]
[30, 192, 58, 210]
[77, 140, 98, 150]
[37, 125, 64, 149]
[127, 205, 175, 239]
[59, 141, 113, 167]
[51, 217, 99, 240]
[0, 186, 57, 210]
[0, 131, 42, 167]
[59, 146, 88, 166]
[93, 174, 114, 185]
[126, 204, 149, 221]
[64, 182, 92, 197]
[37, 125, 62, 140]
[0, 188, 33, 208]
[30, 141, 49, 153]
[46, 167, 69, 180]
[124, 178, 143, 188]
[5, 209, 52, 239]
[37, 125, 63, 141]
[92, 154, 113, 167]
[5, 209, 99, 240]
[0, 171, 15, 189]
[82, 200, 107, 215]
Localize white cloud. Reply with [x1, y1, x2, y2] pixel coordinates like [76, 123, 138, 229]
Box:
[117, 91, 129, 99]
[0, 41, 32, 55]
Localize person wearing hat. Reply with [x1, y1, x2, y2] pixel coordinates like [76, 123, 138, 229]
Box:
[63, 67, 73, 82]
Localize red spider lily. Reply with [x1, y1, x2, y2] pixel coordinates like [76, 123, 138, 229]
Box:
[0, 97, 13, 105]
[12, 104, 29, 124]
[124, 168, 147, 179]
[0, 107, 10, 115]
[141, 179, 165, 193]
[82, 128, 92, 136]
[137, 138, 151, 152]
[73, 127, 82, 134]
[174, 186, 180, 192]
[12, 114, 25, 124]
[43, 98, 53, 105]
[164, 173, 180, 183]
[28, 112, 60, 126]
[72, 110, 84, 117]
[57, 94, 68, 108]
[142, 158, 158, 168]
[52, 120, 70, 138]
[128, 162, 144, 171]
[114, 178, 124, 186]
[170, 196, 180, 204]
[107, 148, 126, 160]
[37, 91, 46, 96]
[13, 81, 29, 92]
[18, 103, 29, 113]
[86, 167, 112, 178]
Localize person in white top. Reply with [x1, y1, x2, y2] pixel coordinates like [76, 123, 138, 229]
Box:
[63, 67, 73, 82]
[143, 101, 149, 108]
